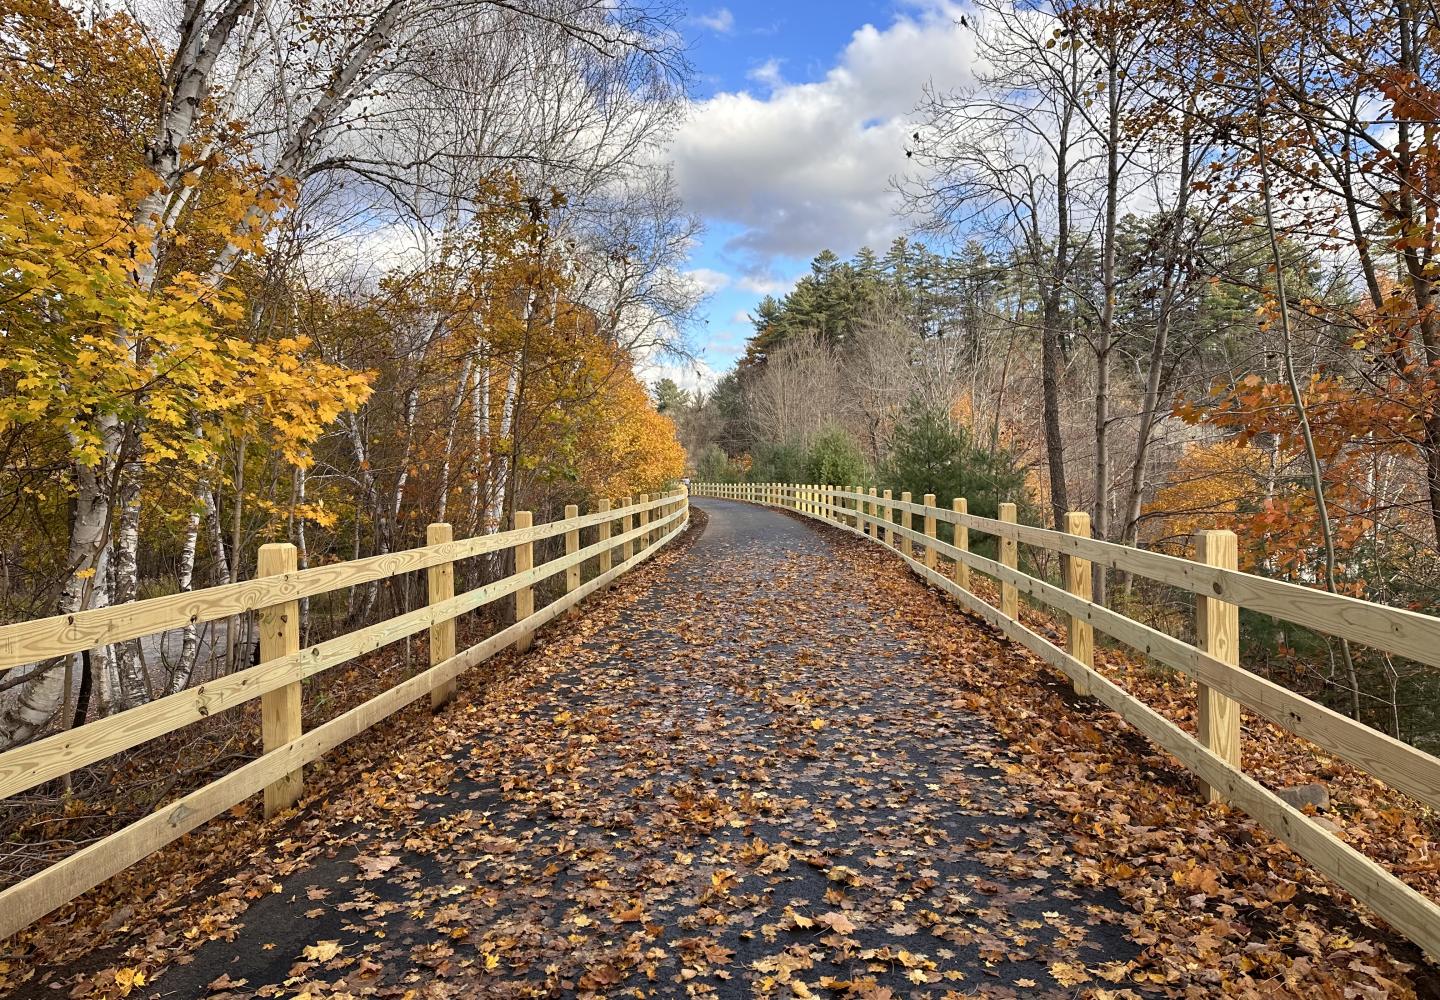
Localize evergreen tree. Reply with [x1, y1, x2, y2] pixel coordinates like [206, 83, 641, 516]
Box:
[882, 402, 1028, 522]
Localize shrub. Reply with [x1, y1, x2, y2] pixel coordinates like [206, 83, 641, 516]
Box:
[804, 425, 870, 486]
[694, 443, 743, 482]
[882, 402, 1028, 522]
[749, 440, 808, 483]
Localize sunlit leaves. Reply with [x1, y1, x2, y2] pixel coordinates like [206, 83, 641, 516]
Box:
[0, 110, 371, 476]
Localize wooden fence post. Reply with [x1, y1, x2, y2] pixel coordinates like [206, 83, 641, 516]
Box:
[867, 487, 878, 538]
[952, 498, 969, 591]
[622, 497, 634, 562]
[598, 499, 613, 579]
[427, 523, 457, 710]
[1062, 512, 1094, 697]
[639, 493, 650, 550]
[258, 542, 302, 817]
[514, 511, 534, 653]
[882, 490, 894, 547]
[923, 494, 937, 571]
[900, 491, 913, 558]
[564, 503, 580, 612]
[1195, 529, 1241, 803]
[998, 503, 1018, 620]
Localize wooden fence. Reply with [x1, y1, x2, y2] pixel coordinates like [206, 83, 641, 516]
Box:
[0, 488, 690, 940]
[692, 481, 1440, 962]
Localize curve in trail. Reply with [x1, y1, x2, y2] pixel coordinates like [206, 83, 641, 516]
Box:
[26, 500, 1147, 998]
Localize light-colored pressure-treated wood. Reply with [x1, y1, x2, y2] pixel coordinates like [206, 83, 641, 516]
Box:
[0, 543, 618, 801]
[875, 511, 1440, 814]
[1195, 530, 1242, 803]
[639, 494, 651, 551]
[0, 495, 678, 673]
[427, 523, 457, 710]
[564, 504, 581, 608]
[882, 490, 894, 547]
[923, 495, 937, 571]
[998, 503, 1018, 620]
[258, 544, 302, 817]
[0, 503, 691, 942]
[892, 546, 1440, 964]
[900, 492, 914, 558]
[691, 480, 1440, 962]
[598, 500, 613, 578]
[514, 511, 535, 654]
[1063, 512, 1093, 698]
[622, 497, 635, 562]
[750, 489, 1440, 961]
[952, 498, 969, 591]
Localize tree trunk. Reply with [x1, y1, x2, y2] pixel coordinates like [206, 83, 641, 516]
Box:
[110, 454, 149, 709]
[1041, 293, 1071, 529]
[0, 451, 114, 747]
[167, 500, 204, 695]
[1091, 42, 1122, 606]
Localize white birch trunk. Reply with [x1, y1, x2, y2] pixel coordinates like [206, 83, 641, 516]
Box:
[467, 355, 491, 535]
[110, 459, 149, 709]
[436, 355, 474, 523]
[0, 451, 114, 746]
[484, 357, 521, 534]
[167, 500, 204, 695]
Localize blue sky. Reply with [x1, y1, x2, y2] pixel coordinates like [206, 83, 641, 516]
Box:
[660, 1, 976, 388]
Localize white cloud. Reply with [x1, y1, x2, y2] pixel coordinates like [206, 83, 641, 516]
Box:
[684, 267, 733, 294]
[746, 57, 785, 90]
[735, 272, 800, 297]
[693, 7, 735, 34]
[670, 2, 976, 265]
[638, 356, 721, 394]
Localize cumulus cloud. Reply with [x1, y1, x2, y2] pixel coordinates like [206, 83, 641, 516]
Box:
[746, 58, 785, 90]
[670, 2, 976, 266]
[684, 267, 733, 294]
[638, 356, 722, 394]
[735, 272, 800, 297]
[693, 7, 735, 34]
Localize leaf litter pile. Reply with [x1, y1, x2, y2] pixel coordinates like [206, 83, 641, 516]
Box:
[5, 500, 1438, 999]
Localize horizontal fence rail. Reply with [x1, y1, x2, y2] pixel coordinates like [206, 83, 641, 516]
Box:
[0, 488, 690, 940]
[691, 482, 1440, 962]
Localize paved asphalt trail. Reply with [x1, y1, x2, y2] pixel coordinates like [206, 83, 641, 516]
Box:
[37, 499, 1144, 999]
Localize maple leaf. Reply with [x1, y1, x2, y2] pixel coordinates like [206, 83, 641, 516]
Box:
[1049, 961, 1091, 987]
[301, 940, 342, 962]
[357, 855, 400, 879]
[816, 910, 858, 934]
[112, 968, 147, 995]
[207, 973, 249, 992]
